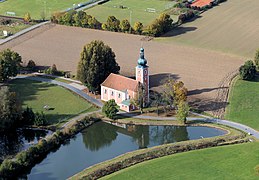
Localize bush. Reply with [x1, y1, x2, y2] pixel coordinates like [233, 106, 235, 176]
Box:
[34, 112, 47, 126]
[27, 60, 36, 71]
[102, 99, 119, 120]
[239, 60, 256, 80]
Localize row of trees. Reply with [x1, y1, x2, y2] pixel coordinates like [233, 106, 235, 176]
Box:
[239, 49, 259, 80]
[51, 11, 174, 37]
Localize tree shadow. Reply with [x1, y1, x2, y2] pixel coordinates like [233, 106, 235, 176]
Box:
[162, 26, 197, 37]
[188, 87, 228, 96]
[189, 98, 229, 112]
[149, 73, 180, 88]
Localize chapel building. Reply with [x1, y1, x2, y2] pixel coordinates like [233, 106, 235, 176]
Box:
[101, 48, 149, 112]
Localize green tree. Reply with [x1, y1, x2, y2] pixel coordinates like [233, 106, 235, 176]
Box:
[102, 99, 119, 120]
[24, 12, 31, 22]
[133, 21, 143, 34]
[176, 101, 189, 124]
[88, 16, 101, 29]
[239, 60, 256, 80]
[34, 112, 47, 126]
[0, 86, 22, 131]
[0, 49, 22, 82]
[22, 107, 35, 125]
[254, 49, 259, 70]
[120, 19, 131, 33]
[146, 13, 173, 37]
[106, 16, 120, 32]
[161, 77, 175, 110]
[73, 11, 86, 27]
[60, 10, 76, 25]
[77, 40, 120, 92]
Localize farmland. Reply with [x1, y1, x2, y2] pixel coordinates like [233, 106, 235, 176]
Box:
[0, 24, 244, 114]
[85, 0, 177, 26]
[0, 0, 85, 19]
[157, 0, 259, 58]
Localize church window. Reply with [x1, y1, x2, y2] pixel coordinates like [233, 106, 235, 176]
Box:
[111, 91, 114, 96]
[104, 89, 107, 94]
[118, 93, 121, 98]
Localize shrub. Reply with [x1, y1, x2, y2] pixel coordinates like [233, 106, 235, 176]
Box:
[34, 112, 47, 126]
[27, 60, 36, 71]
[239, 60, 256, 80]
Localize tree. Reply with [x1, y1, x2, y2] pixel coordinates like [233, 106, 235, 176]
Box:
[106, 16, 120, 32]
[130, 83, 145, 113]
[133, 22, 143, 34]
[0, 49, 22, 82]
[161, 77, 175, 110]
[146, 13, 173, 37]
[173, 81, 188, 107]
[239, 60, 256, 80]
[176, 101, 189, 124]
[77, 40, 120, 92]
[120, 19, 131, 33]
[254, 49, 259, 70]
[60, 10, 76, 25]
[24, 12, 31, 22]
[22, 107, 35, 125]
[34, 112, 47, 126]
[102, 99, 119, 120]
[27, 60, 36, 71]
[0, 86, 22, 131]
[88, 16, 101, 29]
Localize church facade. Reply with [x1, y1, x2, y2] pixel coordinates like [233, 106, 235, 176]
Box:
[101, 48, 149, 112]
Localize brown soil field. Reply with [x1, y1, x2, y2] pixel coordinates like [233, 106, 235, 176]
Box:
[158, 0, 259, 58]
[0, 24, 244, 116]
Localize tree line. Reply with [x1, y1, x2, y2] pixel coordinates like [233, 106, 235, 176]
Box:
[51, 10, 174, 37]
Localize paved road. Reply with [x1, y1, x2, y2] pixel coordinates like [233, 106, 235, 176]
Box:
[0, 21, 50, 45]
[15, 75, 259, 139]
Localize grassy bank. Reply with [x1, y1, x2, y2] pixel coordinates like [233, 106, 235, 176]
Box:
[104, 142, 259, 180]
[225, 75, 259, 130]
[85, 0, 177, 26]
[70, 124, 248, 179]
[9, 79, 97, 125]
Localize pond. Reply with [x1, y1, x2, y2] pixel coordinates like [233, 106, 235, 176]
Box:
[0, 128, 51, 162]
[27, 121, 226, 179]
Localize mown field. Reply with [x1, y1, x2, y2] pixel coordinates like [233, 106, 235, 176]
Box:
[103, 142, 259, 180]
[157, 0, 259, 58]
[0, 0, 85, 19]
[85, 0, 177, 26]
[225, 75, 259, 130]
[9, 78, 96, 125]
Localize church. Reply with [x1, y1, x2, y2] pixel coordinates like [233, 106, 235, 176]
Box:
[101, 48, 149, 112]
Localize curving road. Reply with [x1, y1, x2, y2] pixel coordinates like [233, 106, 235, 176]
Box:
[14, 75, 259, 139]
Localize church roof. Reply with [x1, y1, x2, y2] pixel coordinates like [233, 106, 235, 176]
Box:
[101, 73, 139, 92]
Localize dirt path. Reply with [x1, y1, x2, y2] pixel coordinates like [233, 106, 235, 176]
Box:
[0, 24, 245, 116]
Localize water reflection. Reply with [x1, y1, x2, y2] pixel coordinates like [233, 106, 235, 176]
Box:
[28, 122, 226, 179]
[81, 122, 204, 151]
[0, 129, 49, 161]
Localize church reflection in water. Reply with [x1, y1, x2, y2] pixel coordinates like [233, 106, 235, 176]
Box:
[81, 121, 190, 151]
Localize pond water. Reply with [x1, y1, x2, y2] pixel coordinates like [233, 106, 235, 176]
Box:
[27, 122, 226, 179]
[0, 128, 50, 162]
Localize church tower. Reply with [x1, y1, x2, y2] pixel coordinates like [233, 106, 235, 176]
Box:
[136, 48, 149, 105]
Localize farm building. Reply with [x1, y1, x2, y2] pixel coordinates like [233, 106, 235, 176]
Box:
[101, 48, 150, 112]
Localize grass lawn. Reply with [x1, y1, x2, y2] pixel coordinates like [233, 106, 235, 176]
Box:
[85, 0, 177, 26]
[225, 75, 259, 130]
[0, 23, 31, 39]
[0, 0, 86, 19]
[103, 142, 259, 180]
[9, 79, 97, 125]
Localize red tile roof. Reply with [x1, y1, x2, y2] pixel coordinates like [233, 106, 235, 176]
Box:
[101, 73, 139, 92]
[191, 0, 213, 8]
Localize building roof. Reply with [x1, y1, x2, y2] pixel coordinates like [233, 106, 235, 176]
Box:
[121, 99, 131, 106]
[101, 73, 139, 92]
[191, 0, 213, 8]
